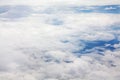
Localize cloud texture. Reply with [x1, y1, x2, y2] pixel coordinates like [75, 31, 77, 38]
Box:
[0, 1, 120, 80]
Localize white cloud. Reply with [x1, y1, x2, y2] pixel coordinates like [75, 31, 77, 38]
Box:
[0, 5, 120, 80]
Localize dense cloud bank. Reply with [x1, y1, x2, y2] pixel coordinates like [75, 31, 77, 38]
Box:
[0, 4, 120, 80]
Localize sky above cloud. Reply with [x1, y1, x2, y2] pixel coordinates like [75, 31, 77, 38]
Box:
[0, 1, 120, 80]
[0, 0, 120, 6]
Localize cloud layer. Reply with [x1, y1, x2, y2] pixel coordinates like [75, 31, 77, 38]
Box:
[0, 4, 120, 80]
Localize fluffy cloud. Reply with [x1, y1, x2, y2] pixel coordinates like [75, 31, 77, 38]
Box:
[0, 5, 120, 80]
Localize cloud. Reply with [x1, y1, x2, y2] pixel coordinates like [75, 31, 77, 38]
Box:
[0, 5, 120, 20]
[0, 5, 120, 80]
[0, 5, 32, 20]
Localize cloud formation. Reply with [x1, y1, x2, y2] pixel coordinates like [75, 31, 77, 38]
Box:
[0, 4, 120, 80]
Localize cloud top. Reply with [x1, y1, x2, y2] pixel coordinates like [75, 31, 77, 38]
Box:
[0, 3, 120, 80]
